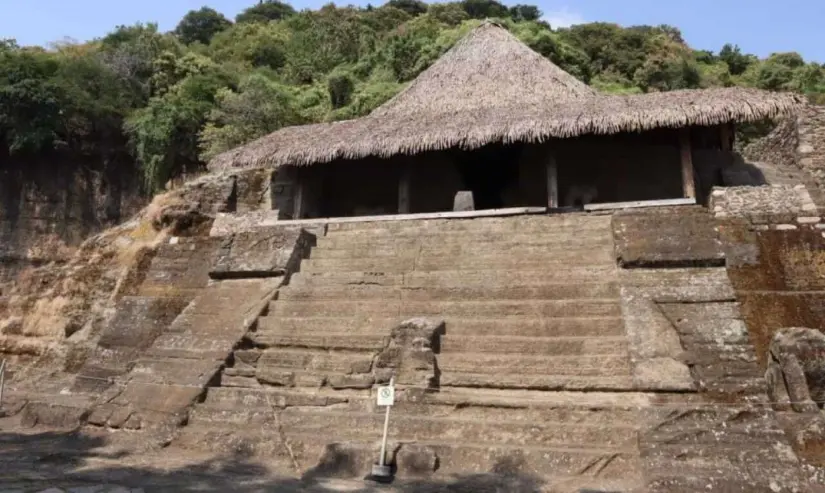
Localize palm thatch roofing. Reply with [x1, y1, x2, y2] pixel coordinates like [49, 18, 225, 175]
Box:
[208, 21, 802, 171]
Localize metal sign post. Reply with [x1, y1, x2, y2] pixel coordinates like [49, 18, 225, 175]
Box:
[370, 377, 395, 482]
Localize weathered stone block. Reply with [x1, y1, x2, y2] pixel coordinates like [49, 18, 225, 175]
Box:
[396, 444, 438, 477]
[328, 374, 375, 389]
[767, 327, 825, 413]
[453, 191, 474, 211]
[310, 442, 378, 478]
[613, 207, 724, 267]
[256, 368, 295, 387]
[106, 405, 133, 428]
[86, 403, 115, 426]
[210, 227, 314, 279]
[234, 349, 262, 365]
[95, 296, 191, 352]
[709, 185, 819, 222]
[20, 402, 88, 429]
[374, 318, 444, 388]
[138, 237, 221, 296]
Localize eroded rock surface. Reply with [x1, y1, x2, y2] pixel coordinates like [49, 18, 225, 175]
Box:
[767, 327, 825, 413]
[374, 317, 444, 388]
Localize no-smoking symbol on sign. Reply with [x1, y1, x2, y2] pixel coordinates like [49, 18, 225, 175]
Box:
[376, 385, 395, 406]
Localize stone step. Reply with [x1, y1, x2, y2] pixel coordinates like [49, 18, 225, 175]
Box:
[440, 372, 636, 391]
[198, 386, 365, 410]
[257, 349, 374, 375]
[313, 235, 614, 253]
[440, 335, 628, 355]
[252, 331, 389, 351]
[288, 266, 618, 288]
[309, 244, 614, 261]
[268, 299, 621, 318]
[199, 386, 644, 422]
[324, 229, 612, 244]
[279, 282, 620, 302]
[307, 411, 636, 448]
[438, 353, 631, 376]
[187, 404, 637, 449]
[252, 327, 625, 355]
[256, 316, 627, 338]
[300, 254, 615, 273]
[327, 213, 611, 232]
[174, 423, 640, 481]
[423, 387, 650, 413]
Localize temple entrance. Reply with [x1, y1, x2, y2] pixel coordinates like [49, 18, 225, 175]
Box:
[453, 144, 524, 210]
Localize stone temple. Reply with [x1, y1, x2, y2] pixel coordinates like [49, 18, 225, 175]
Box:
[2, 21, 825, 492]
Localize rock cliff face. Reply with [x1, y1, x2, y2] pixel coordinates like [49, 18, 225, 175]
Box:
[0, 160, 146, 287]
[0, 167, 273, 384]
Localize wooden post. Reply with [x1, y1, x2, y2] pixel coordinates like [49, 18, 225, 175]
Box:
[398, 165, 411, 214]
[680, 128, 696, 200]
[546, 151, 558, 209]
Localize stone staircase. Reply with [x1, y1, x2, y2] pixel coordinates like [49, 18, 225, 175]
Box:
[175, 214, 643, 490]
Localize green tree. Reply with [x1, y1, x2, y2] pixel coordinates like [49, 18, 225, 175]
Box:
[0, 46, 63, 154]
[282, 6, 364, 83]
[327, 68, 355, 108]
[512, 21, 591, 82]
[558, 23, 654, 83]
[718, 44, 753, 76]
[428, 3, 469, 25]
[634, 54, 701, 92]
[200, 72, 301, 161]
[209, 21, 289, 70]
[53, 47, 138, 154]
[97, 23, 181, 102]
[126, 70, 233, 189]
[175, 7, 233, 45]
[235, 1, 296, 24]
[460, 0, 509, 19]
[509, 4, 541, 22]
[386, 0, 428, 16]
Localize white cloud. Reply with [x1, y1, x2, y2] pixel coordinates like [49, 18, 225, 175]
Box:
[541, 8, 586, 29]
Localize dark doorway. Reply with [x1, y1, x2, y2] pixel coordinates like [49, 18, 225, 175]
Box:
[453, 144, 522, 210]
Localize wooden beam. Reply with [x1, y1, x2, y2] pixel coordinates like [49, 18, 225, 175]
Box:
[268, 207, 549, 226]
[546, 151, 559, 208]
[398, 165, 411, 214]
[584, 197, 696, 211]
[679, 129, 696, 200]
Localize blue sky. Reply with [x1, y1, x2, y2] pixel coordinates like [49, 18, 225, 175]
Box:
[1, 0, 823, 62]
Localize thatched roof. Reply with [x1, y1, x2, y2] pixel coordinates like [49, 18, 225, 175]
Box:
[209, 22, 803, 171]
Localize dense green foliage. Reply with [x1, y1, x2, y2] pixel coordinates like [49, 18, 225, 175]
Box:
[1, 1, 823, 190]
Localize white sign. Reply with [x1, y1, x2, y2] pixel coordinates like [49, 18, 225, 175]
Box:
[376, 385, 395, 407]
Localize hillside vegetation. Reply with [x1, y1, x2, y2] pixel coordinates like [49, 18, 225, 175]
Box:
[1, 0, 823, 190]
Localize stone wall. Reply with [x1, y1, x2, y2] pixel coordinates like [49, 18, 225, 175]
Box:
[798, 104, 825, 187]
[709, 185, 818, 221]
[613, 205, 724, 267]
[0, 160, 146, 285]
[0, 169, 273, 379]
[743, 104, 825, 190]
[720, 219, 825, 367]
[611, 206, 810, 491]
[742, 117, 799, 168]
[709, 184, 825, 368]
